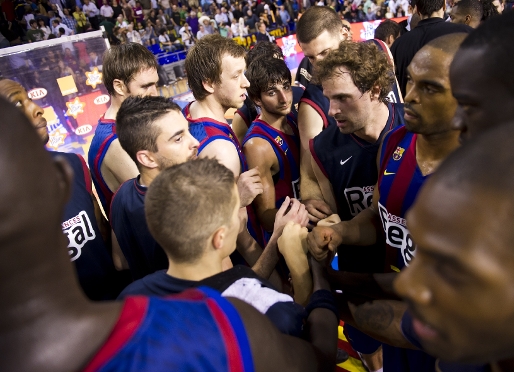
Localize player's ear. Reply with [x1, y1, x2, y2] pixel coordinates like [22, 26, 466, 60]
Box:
[52, 155, 74, 205]
[370, 84, 381, 101]
[113, 79, 126, 97]
[211, 226, 226, 251]
[465, 14, 471, 25]
[136, 150, 158, 169]
[202, 79, 215, 94]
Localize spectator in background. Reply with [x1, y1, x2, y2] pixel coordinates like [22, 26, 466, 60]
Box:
[279, 5, 291, 25]
[100, 15, 116, 41]
[127, 22, 143, 43]
[255, 21, 274, 41]
[374, 19, 400, 47]
[160, 0, 172, 16]
[187, 10, 199, 35]
[196, 24, 208, 38]
[115, 13, 129, 27]
[73, 5, 88, 33]
[27, 19, 45, 41]
[218, 21, 232, 37]
[100, 0, 115, 22]
[449, 0, 485, 27]
[112, 0, 124, 19]
[133, 1, 145, 23]
[83, 0, 100, 29]
[158, 28, 176, 50]
[245, 9, 258, 31]
[171, 5, 182, 33]
[365, 5, 376, 19]
[199, 16, 214, 33]
[52, 19, 73, 35]
[179, 22, 195, 48]
[37, 18, 52, 38]
[140, 22, 156, 44]
[61, 8, 77, 34]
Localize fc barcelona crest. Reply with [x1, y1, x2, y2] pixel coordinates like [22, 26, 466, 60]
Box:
[275, 136, 284, 146]
[393, 146, 405, 161]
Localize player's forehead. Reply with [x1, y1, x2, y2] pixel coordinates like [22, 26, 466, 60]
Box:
[221, 53, 246, 74]
[0, 79, 26, 99]
[322, 66, 359, 94]
[130, 68, 158, 85]
[155, 109, 187, 132]
[408, 48, 451, 86]
[301, 30, 340, 56]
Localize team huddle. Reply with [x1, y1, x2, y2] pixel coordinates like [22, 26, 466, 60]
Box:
[1, 3, 514, 372]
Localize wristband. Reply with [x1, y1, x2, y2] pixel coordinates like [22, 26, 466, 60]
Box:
[305, 289, 338, 319]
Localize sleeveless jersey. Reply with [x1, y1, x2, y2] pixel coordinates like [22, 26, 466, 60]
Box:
[235, 86, 304, 128]
[183, 102, 247, 172]
[243, 114, 301, 207]
[110, 177, 168, 280]
[294, 56, 313, 89]
[52, 151, 123, 300]
[183, 102, 264, 249]
[311, 103, 404, 273]
[378, 125, 427, 273]
[83, 287, 254, 372]
[88, 116, 117, 214]
[299, 83, 337, 129]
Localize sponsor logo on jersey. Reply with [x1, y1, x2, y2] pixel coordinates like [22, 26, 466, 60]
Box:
[275, 135, 284, 146]
[62, 211, 96, 262]
[393, 146, 405, 161]
[378, 202, 416, 267]
[344, 185, 374, 216]
[27, 87, 47, 100]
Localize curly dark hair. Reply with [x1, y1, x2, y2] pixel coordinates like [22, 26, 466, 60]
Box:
[315, 41, 395, 103]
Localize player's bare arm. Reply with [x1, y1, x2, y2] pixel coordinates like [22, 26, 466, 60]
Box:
[201, 139, 264, 207]
[335, 295, 416, 350]
[243, 136, 281, 232]
[278, 222, 312, 306]
[101, 139, 139, 192]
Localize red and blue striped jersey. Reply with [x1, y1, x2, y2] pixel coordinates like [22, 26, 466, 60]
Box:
[183, 102, 247, 172]
[88, 116, 117, 214]
[243, 115, 301, 207]
[83, 287, 254, 372]
[377, 126, 427, 272]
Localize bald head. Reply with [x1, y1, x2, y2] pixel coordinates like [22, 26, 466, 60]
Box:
[424, 32, 468, 56]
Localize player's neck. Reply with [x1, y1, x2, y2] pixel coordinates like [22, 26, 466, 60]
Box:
[259, 110, 288, 132]
[191, 97, 229, 124]
[416, 129, 460, 176]
[0, 234, 122, 372]
[167, 252, 223, 281]
[353, 101, 389, 143]
[104, 95, 123, 120]
[139, 168, 159, 188]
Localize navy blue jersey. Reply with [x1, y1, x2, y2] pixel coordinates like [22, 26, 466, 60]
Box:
[235, 86, 304, 129]
[294, 56, 313, 89]
[52, 151, 123, 300]
[83, 287, 254, 372]
[299, 83, 337, 129]
[88, 116, 117, 214]
[119, 265, 305, 337]
[310, 103, 404, 272]
[110, 177, 168, 280]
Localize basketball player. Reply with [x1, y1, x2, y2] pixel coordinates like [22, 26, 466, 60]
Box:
[112, 96, 307, 284]
[0, 78, 123, 301]
[88, 43, 159, 213]
[308, 34, 466, 371]
[232, 41, 304, 145]
[242, 57, 310, 305]
[450, 10, 514, 142]
[295, 7, 402, 225]
[0, 98, 337, 371]
[395, 122, 514, 371]
[306, 41, 405, 371]
[119, 158, 310, 335]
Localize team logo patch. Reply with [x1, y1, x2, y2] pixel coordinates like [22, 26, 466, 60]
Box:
[275, 135, 284, 146]
[393, 146, 405, 161]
